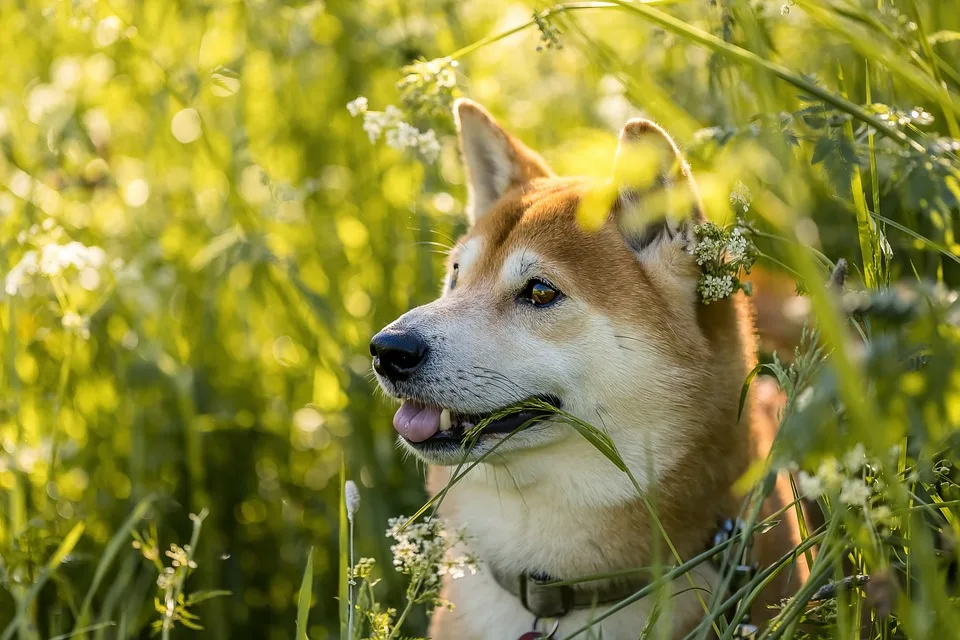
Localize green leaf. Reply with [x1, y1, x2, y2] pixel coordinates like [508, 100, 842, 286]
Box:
[184, 590, 232, 606]
[49, 521, 85, 570]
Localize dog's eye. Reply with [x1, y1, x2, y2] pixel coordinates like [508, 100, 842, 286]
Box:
[521, 279, 561, 307]
[449, 263, 459, 290]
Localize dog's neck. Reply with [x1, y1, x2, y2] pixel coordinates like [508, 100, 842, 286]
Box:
[430, 422, 747, 582]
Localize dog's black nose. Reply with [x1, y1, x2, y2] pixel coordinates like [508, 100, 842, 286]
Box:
[369, 329, 428, 382]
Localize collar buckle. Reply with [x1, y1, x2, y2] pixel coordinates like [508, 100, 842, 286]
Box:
[517, 572, 575, 619]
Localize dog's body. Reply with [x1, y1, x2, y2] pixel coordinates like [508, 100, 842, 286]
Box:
[371, 100, 807, 638]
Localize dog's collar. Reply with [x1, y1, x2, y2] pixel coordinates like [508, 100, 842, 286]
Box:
[489, 567, 651, 619]
[489, 518, 755, 621]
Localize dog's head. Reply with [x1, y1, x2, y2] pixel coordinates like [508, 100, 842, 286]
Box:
[371, 100, 736, 486]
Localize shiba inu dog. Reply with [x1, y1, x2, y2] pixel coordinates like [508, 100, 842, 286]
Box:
[370, 99, 808, 639]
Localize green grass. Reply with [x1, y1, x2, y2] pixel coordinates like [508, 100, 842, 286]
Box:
[2, 0, 960, 638]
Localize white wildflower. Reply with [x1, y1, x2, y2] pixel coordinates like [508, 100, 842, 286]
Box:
[816, 457, 842, 491]
[700, 273, 734, 303]
[436, 66, 457, 89]
[840, 478, 871, 506]
[383, 105, 403, 122]
[5, 240, 109, 297]
[797, 470, 824, 498]
[345, 480, 360, 522]
[729, 180, 752, 213]
[843, 443, 866, 471]
[417, 129, 442, 163]
[40, 241, 106, 276]
[354, 103, 443, 163]
[346, 96, 368, 117]
[386, 515, 477, 596]
[724, 228, 748, 261]
[5, 250, 39, 295]
[61, 312, 90, 339]
[391, 538, 418, 569]
[362, 111, 386, 142]
[438, 554, 478, 580]
[870, 505, 894, 526]
[693, 236, 722, 266]
[385, 121, 419, 151]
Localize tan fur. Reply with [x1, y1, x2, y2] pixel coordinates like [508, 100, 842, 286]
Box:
[374, 101, 808, 638]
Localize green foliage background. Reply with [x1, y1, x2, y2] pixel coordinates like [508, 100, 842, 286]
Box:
[1, 0, 960, 638]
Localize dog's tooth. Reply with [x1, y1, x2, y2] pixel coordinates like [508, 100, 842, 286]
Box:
[439, 408, 452, 432]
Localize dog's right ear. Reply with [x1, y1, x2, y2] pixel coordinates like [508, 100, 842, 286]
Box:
[611, 118, 704, 257]
[455, 99, 553, 223]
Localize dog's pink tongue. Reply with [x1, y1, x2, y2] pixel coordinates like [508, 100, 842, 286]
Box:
[393, 400, 441, 442]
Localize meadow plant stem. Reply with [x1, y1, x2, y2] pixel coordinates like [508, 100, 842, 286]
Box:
[446, 0, 674, 61]
[385, 599, 415, 640]
[161, 509, 207, 640]
[347, 518, 355, 638]
[684, 530, 828, 640]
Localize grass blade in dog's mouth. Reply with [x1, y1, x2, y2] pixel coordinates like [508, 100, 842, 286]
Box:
[393, 395, 560, 445]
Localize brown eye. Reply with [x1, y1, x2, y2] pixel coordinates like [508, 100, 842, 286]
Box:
[522, 279, 561, 307]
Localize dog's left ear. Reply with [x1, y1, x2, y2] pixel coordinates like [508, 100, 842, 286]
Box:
[455, 99, 554, 223]
[611, 119, 704, 265]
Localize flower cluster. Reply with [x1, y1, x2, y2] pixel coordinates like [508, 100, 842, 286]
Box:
[398, 57, 459, 118]
[691, 220, 758, 304]
[347, 98, 442, 163]
[386, 515, 477, 601]
[796, 444, 894, 526]
[533, 9, 563, 51]
[5, 240, 107, 296]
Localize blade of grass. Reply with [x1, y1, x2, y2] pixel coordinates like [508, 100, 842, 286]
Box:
[73, 495, 156, 636]
[797, 0, 960, 122]
[2, 522, 85, 640]
[909, 0, 960, 138]
[865, 64, 885, 284]
[683, 529, 828, 640]
[602, 0, 924, 152]
[49, 623, 116, 640]
[869, 211, 960, 266]
[297, 547, 314, 640]
[738, 363, 770, 423]
[838, 63, 882, 289]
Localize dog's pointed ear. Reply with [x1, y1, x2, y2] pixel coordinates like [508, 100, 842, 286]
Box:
[611, 119, 704, 260]
[455, 99, 553, 223]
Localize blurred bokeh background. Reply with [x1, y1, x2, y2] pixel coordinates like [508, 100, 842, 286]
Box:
[1, 0, 959, 638]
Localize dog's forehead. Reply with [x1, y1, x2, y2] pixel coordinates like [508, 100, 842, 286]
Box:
[458, 178, 597, 274]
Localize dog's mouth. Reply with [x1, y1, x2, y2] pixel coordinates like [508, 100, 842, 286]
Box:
[393, 395, 561, 446]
